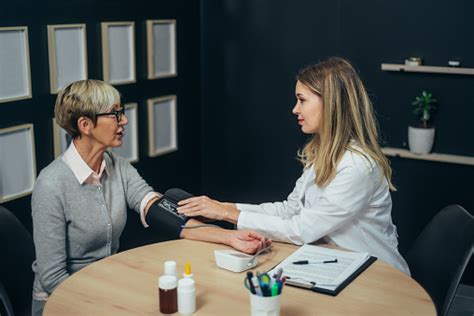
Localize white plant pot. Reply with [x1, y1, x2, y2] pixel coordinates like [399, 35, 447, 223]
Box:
[408, 126, 435, 154]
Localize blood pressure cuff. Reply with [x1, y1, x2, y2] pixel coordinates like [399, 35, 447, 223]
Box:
[145, 188, 193, 239]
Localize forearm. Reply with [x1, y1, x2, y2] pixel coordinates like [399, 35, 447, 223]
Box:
[221, 202, 240, 224]
[180, 219, 232, 245]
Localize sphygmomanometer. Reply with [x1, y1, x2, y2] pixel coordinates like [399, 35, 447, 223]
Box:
[145, 188, 193, 239]
[147, 188, 272, 271]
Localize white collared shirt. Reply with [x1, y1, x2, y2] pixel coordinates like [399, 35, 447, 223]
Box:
[236, 149, 410, 275]
[62, 141, 159, 227]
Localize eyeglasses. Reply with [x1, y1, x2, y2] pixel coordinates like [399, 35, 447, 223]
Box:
[96, 107, 125, 122]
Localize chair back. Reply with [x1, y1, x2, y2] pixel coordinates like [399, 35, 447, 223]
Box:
[0, 281, 14, 316]
[405, 204, 474, 316]
[0, 206, 35, 316]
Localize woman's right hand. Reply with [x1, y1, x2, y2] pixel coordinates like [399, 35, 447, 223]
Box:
[177, 196, 240, 224]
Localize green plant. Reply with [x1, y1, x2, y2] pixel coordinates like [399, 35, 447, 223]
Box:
[412, 91, 437, 128]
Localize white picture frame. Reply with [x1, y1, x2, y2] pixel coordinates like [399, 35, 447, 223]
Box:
[0, 124, 37, 203]
[146, 19, 177, 79]
[52, 118, 71, 158]
[101, 21, 136, 85]
[147, 95, 177, 157]
[111, 102, 139, 163]
[47, 24, 88, 94]
[0, 26, 32, 103]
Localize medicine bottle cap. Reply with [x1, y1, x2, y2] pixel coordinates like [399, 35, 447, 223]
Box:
[159, 275, 177, 290]
[164, 260, 177, 276]
[178, 277, 195, 291]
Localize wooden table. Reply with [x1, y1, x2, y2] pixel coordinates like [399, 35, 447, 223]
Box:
[44, 240, 436, 315]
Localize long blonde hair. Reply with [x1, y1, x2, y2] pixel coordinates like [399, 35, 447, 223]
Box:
[296, 57, 395, 191]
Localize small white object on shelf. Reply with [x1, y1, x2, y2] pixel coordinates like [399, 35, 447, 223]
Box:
[405, 59, 420, 67]
[214, 249, 258, 272]
[448, 60, 461, 67]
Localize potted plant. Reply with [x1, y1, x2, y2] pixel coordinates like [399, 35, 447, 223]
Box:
[408, 91, 438, 154]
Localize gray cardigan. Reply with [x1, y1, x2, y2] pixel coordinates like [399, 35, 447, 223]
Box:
[31, 151, 153, 296]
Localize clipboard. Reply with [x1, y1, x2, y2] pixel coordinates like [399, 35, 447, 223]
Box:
[267, 244, 378, 297]
[284, 256, 377, 296]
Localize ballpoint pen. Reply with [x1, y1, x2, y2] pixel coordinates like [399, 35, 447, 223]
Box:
[272, 267, 283, 281]
[292, 259, 338, 265]
[251, 276, 263, 296]
[276, 280, 283, 294]
[246, 271, 256, 294]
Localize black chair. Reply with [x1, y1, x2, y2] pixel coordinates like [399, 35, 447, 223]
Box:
[0, 206, 35, 316]
[405, 204, 474, 316]
[0, 281, 14, 316]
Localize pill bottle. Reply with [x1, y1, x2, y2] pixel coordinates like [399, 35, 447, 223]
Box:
[177, 277, 196, 315]
[159, 275, 178, 314]
[164, 260, 177, 277]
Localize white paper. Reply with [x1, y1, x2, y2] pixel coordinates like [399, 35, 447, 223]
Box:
[268, 245, 370, 291]
[151, 98, 177, 155]
[108, 25, 134, 83]
[0, 29, 30, 101]
[0, 126, 36, 201]
[54, 27, 87, 91]
[153, 23, 176, 77]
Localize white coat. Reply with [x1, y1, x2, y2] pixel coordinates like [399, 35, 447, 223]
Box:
[236, 149, 410, 275]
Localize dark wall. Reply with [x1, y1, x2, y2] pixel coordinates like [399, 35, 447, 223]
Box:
[200, 0, 474, 283]
[0, 0, 202, 249]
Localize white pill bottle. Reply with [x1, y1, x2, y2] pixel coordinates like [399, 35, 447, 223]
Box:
[177, 277, 196, 315]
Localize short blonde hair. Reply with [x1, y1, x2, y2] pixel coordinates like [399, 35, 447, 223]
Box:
[55, 79, 121, 138]
[296, 57, 396, 191]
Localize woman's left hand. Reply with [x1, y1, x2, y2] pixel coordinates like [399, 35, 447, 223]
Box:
[177, 196, 239, 223]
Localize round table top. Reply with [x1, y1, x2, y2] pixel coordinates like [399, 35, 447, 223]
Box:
[44, 239, 436, 315]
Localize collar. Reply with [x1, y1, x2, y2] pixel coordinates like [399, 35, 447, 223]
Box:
[62, 141, 109, 185]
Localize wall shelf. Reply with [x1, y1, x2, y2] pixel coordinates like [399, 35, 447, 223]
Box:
[382, 147, 474, 166]
[381, 63, 474, 75]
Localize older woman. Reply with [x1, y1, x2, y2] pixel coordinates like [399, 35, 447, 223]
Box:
[31, 79, 269, 315]
[177, 57, 410, 275]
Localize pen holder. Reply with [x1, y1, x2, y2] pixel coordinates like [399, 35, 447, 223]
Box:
[249, 292, 281, 316]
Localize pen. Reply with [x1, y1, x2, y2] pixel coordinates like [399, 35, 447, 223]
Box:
[292, 259, 338, 265]
[260, 273, 271, 285]
[246, 271, 256, 294]
[278, 277, 286, 294]
[251, 276, 263, 296]
[276, 280, 282, 294]
[271, 282, 279, 296]
[272, 267, 283, 281]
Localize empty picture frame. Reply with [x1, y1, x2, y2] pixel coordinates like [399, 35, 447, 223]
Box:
[147, 95, 177, 157]
[52, 118, 72, 158]
[111, 103, 139, 163]
[47, 24, 88, 94]
[101, 21, 136, 85]
[0, 124, 36, 203]
[146, 20, 177, 79]
[0, 26, 32, 103]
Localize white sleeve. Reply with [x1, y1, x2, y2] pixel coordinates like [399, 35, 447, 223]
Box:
[235, 171, 307, 219]
[237, 163, 374, 244]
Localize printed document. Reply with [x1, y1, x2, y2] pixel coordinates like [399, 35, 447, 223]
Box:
[268, 244, 371, 291]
